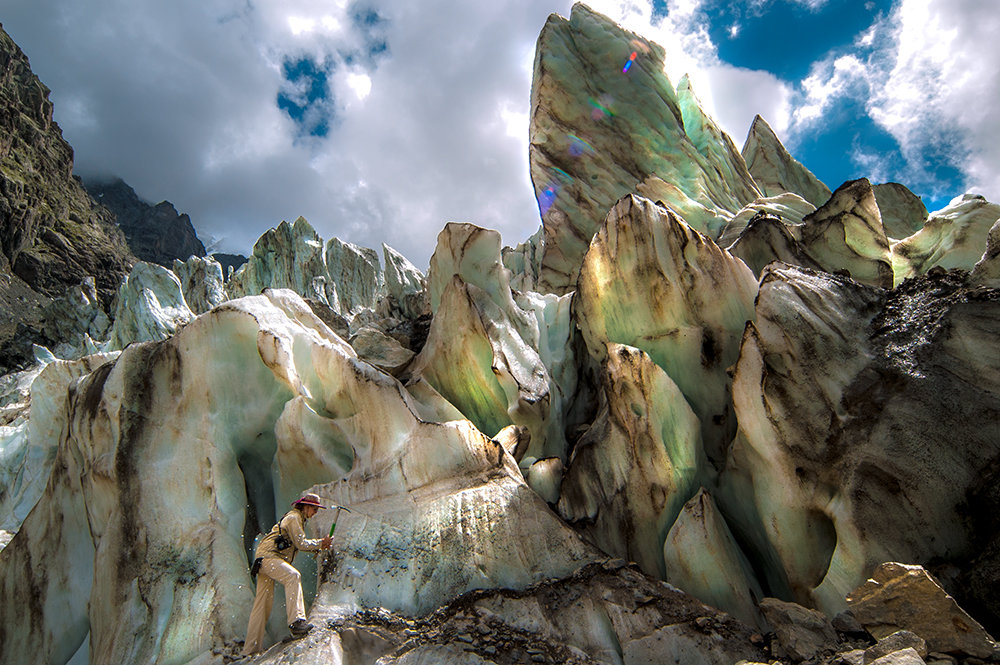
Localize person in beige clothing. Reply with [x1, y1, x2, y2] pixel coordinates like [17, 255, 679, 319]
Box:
[242, 493, 332, 655]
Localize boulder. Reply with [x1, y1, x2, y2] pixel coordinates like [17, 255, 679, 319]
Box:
[865, 630, 928, 662]
[832, 650, 867, 665]
[742, 114, 832, 208]
[868, 648, 927, 665]
[846, 562, 997, 659]
[758, 597, 838, 662]
[350, 326, 415, 376]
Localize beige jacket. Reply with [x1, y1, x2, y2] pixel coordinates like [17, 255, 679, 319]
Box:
[254, 508, 323, 563]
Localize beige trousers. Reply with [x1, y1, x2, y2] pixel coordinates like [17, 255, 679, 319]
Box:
[242, 558, 307, 655]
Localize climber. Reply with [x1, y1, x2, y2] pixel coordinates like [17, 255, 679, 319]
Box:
[241, 493, 333, 655]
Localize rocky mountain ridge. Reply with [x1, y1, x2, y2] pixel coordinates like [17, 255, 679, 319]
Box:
[84, 177, 207, 267]
[0, 23, 135, 373]
[0, 4, 998, 665]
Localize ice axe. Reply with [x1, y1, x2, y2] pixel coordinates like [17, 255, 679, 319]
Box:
[327, 504, 352, 537]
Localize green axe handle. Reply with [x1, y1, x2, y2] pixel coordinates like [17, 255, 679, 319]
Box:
[327, 505, 351, 537]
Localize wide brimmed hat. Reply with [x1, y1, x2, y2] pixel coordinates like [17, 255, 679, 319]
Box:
[293, 493, 326, 509]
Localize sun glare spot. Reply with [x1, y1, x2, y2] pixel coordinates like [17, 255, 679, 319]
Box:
[288, 14, 341, 36]
[346, 72, 372, 100]
[287, 16, 316, 36]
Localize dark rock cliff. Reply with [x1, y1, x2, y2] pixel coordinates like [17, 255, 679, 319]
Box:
[0, 24, 134, 302]
[84, 177, 206, 266]
[0, 23, 134, 372]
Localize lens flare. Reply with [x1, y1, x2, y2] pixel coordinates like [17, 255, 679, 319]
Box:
[538, 182, 559, 215]
[588, 96, 614, 120]
[568, 134, 595, 157]
[622, 51, 637, 73]
[537, 167, 575, 216]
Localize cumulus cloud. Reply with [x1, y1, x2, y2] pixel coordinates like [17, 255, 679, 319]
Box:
[3, 0, 995, 270]
[2, 0, 554, 267]
[785, 0, 1000, 204]
[870, 0, 1000, 203]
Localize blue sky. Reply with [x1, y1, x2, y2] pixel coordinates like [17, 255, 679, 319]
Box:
[2, 0, 997, 266]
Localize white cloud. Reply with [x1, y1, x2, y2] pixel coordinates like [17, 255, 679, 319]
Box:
[868, 0, 1000, 200]
[345, 72, 372, 100]
[4, 0, 994, 273]
[779, 0, 1000, 202]
[793, 54, 867, 126]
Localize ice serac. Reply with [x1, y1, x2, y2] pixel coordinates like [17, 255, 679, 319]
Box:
[719, 192, 816, 248]
[799, 178, 893, 287]
[676, 76, 761, 219]
[576, 194, 757, 466]
[727, 210, 824, 277]
[227, 216, 331, 306]
[719, 263, 1000, 617]
[0, 290, 359, 664]
[742, 115, 831, 208]
[108, 261, 194, 350]
[415, 223, 578, 462]
[325, 237, 383, 315]
[529, 4, 760, 293]
[872, 182, 927, 241]
[501, 226, 542, 292]
[971, 218, 1000, 286]
[663, 488, 765, 629]
[891, 194, 1000, 283]
[172, 254, 226, 314]
[558, 343, 706, 580]
[38, 276, 112, 358]
[725, 180, 894, 285]
[381, 243, 428, 319]
[0, 354, 114, 533]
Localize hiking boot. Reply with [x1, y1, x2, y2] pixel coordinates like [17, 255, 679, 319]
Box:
[289, 618, 313, 637]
